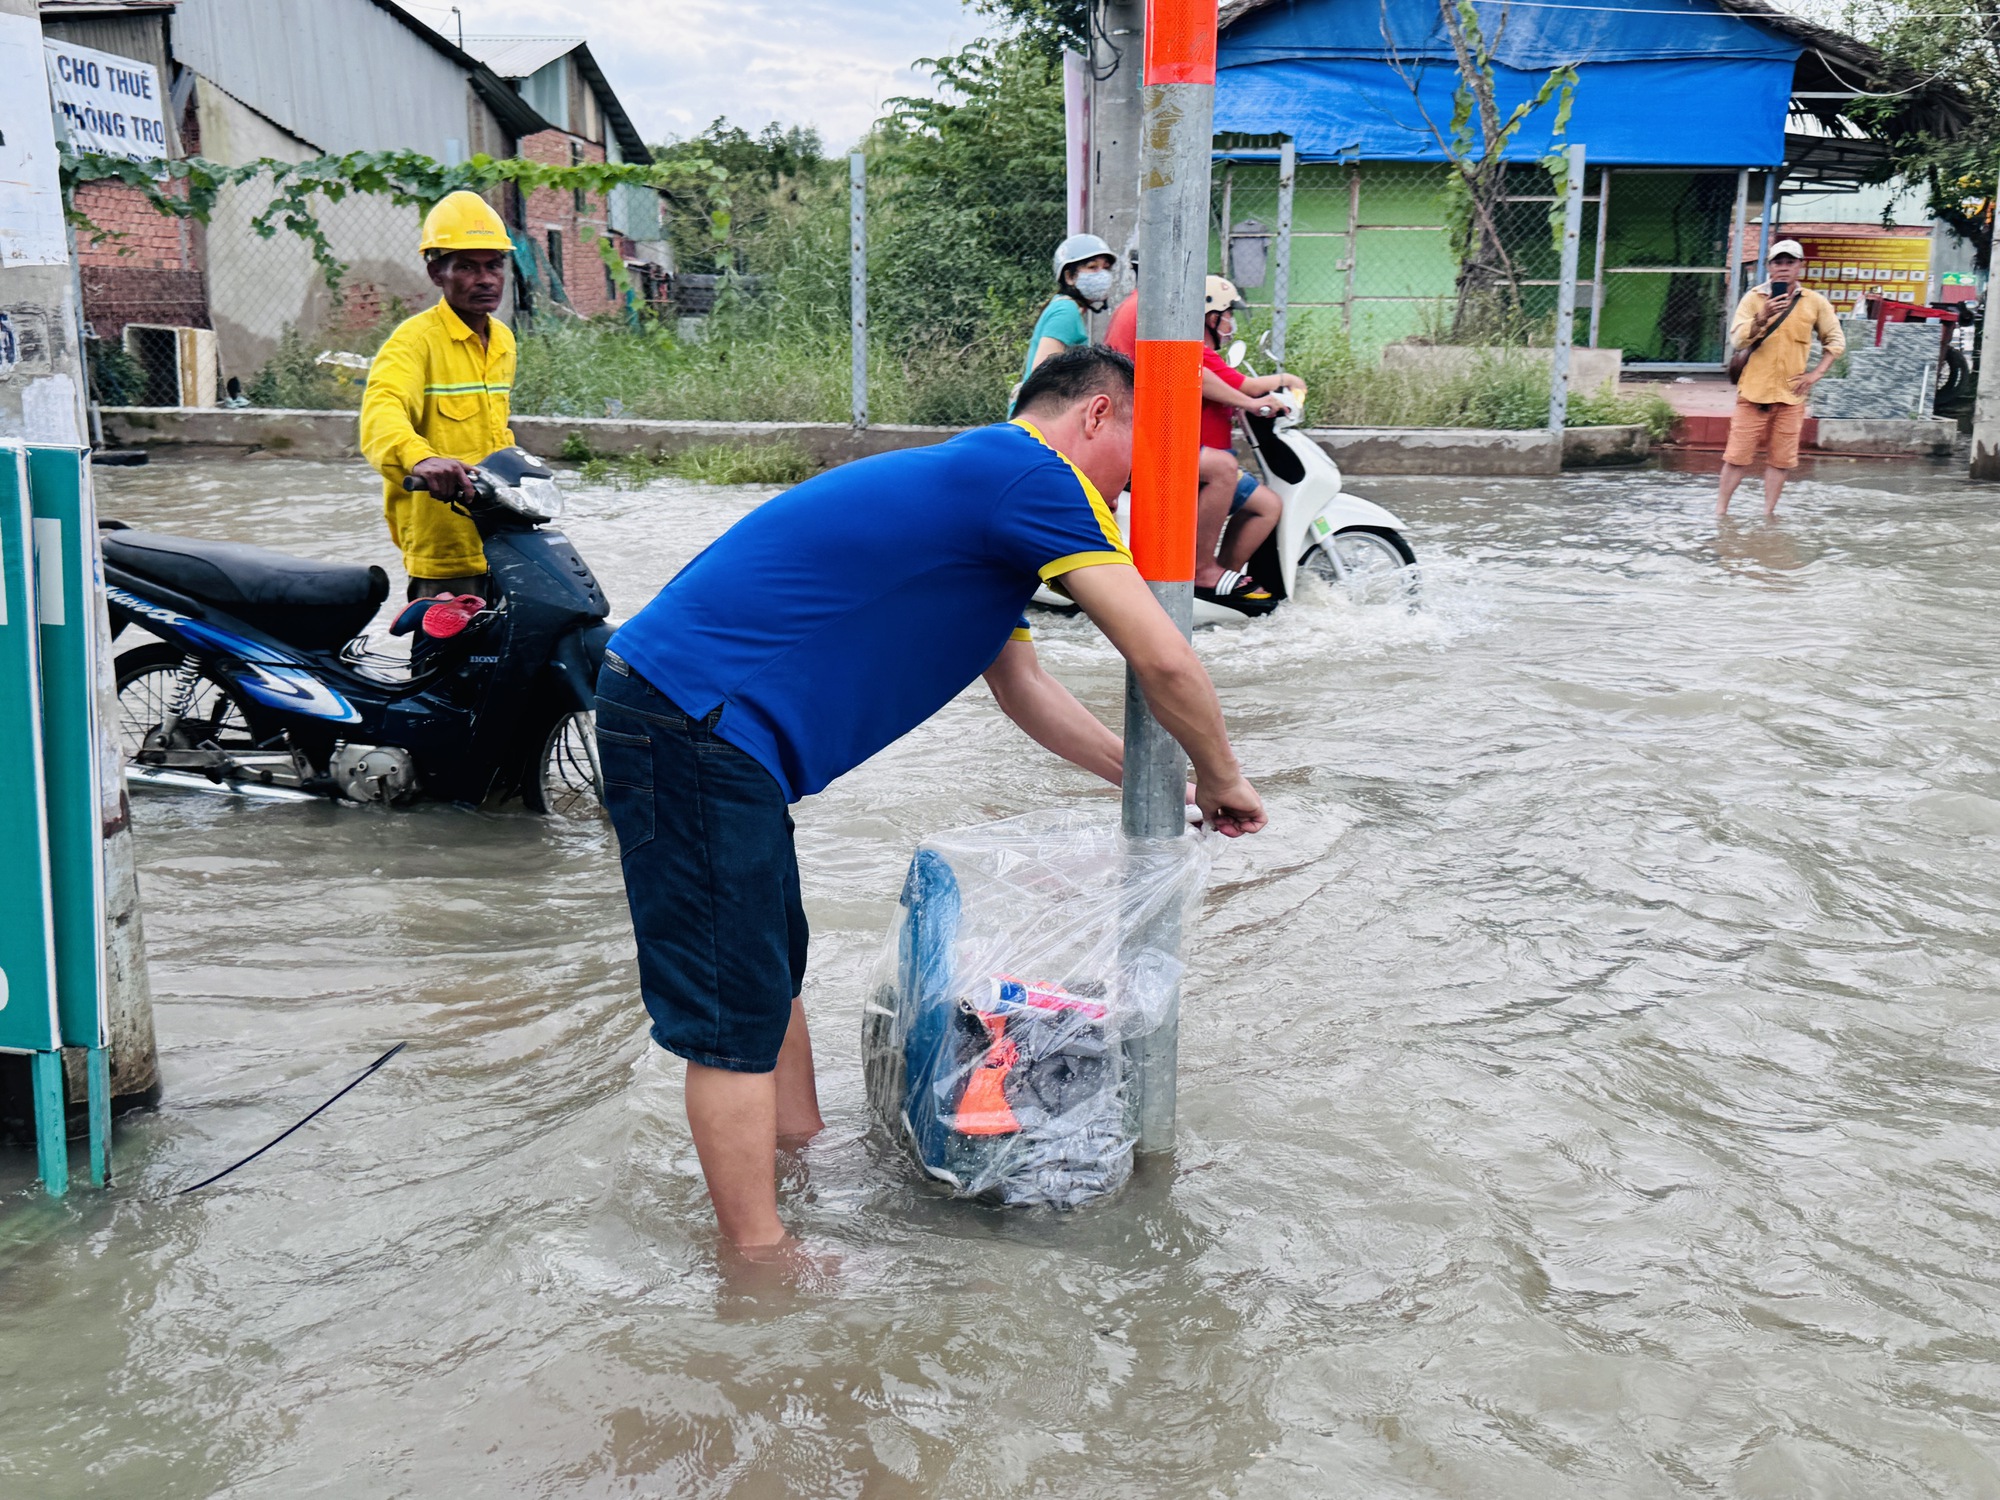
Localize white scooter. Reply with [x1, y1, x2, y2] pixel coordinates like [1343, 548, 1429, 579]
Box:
[1032, 338, 1417, 625]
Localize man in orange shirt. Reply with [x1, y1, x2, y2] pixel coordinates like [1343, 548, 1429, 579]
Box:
[1718, 240, 1845, 520]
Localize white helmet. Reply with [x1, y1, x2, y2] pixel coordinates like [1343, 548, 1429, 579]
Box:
[1053, 233, 1115, 283]
[1205, 275, 1245, 313]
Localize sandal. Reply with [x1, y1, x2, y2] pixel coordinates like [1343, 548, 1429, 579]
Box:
[1194, 569, 1278, 616]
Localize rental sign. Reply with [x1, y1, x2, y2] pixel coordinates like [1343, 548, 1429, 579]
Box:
[43, 38, 168, 163]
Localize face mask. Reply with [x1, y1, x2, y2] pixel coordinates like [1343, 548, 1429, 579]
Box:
[1074, 269, 1115, 305]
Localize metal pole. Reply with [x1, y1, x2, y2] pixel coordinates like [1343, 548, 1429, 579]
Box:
[31, 1051, 68, 1196]
[1219, 162, 1234, 280]
[1548, 144, 1585, 434]
[849, 152, 867, 430]
[1345, 164, 1360, 336]
[1272, 140, 1296, 366]
[1589, 167, 1610, 348]
[1123, 0, 1214, 1155]
[1756, 169, 1777, 285]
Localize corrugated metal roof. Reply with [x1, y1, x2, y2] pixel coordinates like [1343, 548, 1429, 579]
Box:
[172, 0, 546, 155]
[459, 35, 585, 80]
[38, 3, 177, 14]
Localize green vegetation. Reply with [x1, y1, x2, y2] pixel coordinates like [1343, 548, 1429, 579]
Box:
[1571, 384, 1677, 440]
[1284, 323, 1677, 433]
[245, 309, 406, 410]
[1837, 0, 1997, 260]
[84, 337, 144, 406]
[565, 441, 822, 489]
[227, 7, 1666, 441]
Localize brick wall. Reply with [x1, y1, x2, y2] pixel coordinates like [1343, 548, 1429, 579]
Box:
[517, 128, 637, 320]
[72, 180, 210, 340]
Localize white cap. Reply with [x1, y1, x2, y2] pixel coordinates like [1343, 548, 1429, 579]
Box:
[1769, 239, 1805, 259]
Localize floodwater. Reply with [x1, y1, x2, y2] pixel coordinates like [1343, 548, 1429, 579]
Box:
[4, 449, 2000, 1498]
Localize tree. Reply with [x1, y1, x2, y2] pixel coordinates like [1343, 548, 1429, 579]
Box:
[1385, 0, 1577, 340]
[969, 0, 1089, 58]
[652, 119, 833, 275]
[1834, 0, 1992, 261]
[871, 34, 1069, 349]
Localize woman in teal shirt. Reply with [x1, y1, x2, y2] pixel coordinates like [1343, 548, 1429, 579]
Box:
[1016, 233, 1118, 396]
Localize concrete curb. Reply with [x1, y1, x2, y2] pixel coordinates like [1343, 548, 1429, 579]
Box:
[1812, 417, 1958, 458]
[1304, 424, 1650, 474]
[99, 407, 1652, 476]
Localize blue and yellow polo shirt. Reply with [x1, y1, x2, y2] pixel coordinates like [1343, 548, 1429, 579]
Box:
[610, 418, 1131, 801]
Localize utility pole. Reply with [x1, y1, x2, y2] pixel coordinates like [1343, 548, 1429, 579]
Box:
[1973, 189, 2000, 479]
[1121, 0, 1215, 1153]
[1, 0, 89, 450]
[1089, 0, 1144, 312]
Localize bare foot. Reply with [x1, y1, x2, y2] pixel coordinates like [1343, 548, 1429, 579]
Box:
[716, 1233, 845, 1304]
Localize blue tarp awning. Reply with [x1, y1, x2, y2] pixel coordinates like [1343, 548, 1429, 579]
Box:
[1217, 0, 1803, 165]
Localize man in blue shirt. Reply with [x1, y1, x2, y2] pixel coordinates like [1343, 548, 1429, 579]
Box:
[598, 346, 1266, 1252]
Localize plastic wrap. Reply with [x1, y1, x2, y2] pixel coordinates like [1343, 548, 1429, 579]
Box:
[863, 809, 1209, 1209]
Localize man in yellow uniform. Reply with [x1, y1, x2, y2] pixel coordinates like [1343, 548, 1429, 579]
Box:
[1718, 240, 1845, 520]
[360, 190, 518, 602]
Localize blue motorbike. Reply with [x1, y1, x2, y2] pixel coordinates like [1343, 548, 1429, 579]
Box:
[104, 448, 609, 814]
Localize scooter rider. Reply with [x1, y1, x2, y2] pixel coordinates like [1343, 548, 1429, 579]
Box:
[360, 190, 518, 611]
[1011, 234, 1118, 412]
[1195, 277, 1303, 614]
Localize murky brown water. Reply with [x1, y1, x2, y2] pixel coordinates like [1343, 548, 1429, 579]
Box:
[4, 450, 1999, 1498]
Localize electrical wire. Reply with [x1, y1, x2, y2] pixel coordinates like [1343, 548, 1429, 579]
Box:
[177, 1043, 407, 1195]
[1088, 2, 1126, 82]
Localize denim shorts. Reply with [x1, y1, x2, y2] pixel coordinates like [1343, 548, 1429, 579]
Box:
[1231, 470, 1258, 513]
[596, 653, 808, 1073]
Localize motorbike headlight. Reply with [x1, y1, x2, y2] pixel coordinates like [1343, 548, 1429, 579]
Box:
[491, 475, 565, 520]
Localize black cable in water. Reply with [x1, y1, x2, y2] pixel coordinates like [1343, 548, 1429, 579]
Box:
[178, 1042, 407, 1195]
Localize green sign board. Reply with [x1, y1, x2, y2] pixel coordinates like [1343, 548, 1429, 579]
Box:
[29, 446, 108, 1050]
[0, 445, 59, 1055]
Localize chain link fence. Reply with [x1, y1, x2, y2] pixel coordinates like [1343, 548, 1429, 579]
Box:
[86, 147, 1701, 433]
[1213, 157, 1755, 364]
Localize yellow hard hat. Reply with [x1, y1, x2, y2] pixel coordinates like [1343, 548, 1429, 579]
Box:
[1205, 275, 1245, 313]
[420, 191, 513, 257]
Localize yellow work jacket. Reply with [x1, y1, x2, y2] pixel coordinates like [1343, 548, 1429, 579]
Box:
[359, 300, 516, 578]
[1729, 284, 1845, 406]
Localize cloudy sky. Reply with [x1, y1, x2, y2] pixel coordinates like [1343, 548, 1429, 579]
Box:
[398, 0, 992, 149]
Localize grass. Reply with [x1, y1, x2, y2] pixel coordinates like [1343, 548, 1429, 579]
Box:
[249, 307, 1678, 441]
[1274, 320, 1681, 436]
[246, 312, 407, 410]
[568, 440, 823, 489]
[1569, 384, 1678, 440]
[511, 316, 1024, 428]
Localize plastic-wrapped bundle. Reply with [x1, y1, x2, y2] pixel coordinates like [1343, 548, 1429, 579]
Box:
[862, 809, 1208, 1209]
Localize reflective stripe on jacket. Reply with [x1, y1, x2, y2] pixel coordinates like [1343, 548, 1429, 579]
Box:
[359, 300, 517, 578]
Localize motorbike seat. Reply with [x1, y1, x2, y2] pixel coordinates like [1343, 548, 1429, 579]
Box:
[103, 530, 390, 651]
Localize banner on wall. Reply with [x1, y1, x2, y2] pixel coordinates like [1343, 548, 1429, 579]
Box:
[1792, 233, 1933, 315]
[43, 36, 169, 164]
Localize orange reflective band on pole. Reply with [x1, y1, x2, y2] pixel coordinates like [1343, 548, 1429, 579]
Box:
[1128, 338, 1202, 582]
[1144, 0, 1218, 84]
